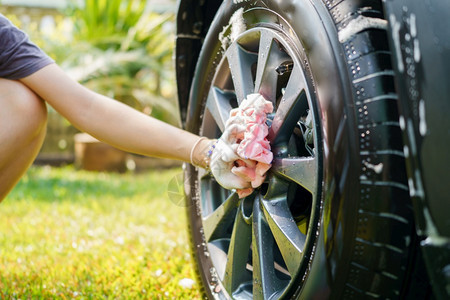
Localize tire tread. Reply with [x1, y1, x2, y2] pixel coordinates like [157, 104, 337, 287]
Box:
[324, 0, 422, 298]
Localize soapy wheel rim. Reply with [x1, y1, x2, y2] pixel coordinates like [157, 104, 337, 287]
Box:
[197, 25, 322, 299]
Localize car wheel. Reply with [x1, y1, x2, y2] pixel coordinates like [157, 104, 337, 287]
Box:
[184, 0, 419, 298]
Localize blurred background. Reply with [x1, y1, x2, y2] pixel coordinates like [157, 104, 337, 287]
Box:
[2, 0, 180, 171]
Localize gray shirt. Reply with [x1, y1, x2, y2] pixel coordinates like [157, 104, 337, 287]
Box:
[0, 14, 54, 80]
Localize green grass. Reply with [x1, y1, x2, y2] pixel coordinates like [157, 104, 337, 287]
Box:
[0, 165, 202, 299]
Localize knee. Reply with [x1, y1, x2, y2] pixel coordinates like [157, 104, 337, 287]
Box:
[0, 79, 48, 138]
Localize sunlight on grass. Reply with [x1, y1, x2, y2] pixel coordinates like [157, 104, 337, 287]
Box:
[0, 165, 202, 299]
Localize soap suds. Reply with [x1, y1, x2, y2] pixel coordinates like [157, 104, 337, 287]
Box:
[338, 15, 388, 43]
[218, 8, 246, 51]
[414, 39, 421, 63]
[419, 99, 427, 136]
[363, 161, 384, 174]
[389, 14, 404, 73]
[409, 13, 421, 63]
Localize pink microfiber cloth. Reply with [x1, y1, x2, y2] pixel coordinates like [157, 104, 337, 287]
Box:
[226, 93, 274, 198]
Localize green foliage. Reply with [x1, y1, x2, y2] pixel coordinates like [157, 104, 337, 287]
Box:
[69, 0, 146, 50]
[63, 0, 180, 125]
[0, 166, 202, 298]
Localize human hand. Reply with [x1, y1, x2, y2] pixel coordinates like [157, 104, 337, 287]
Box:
[190, 131, 253, 195]
[209, 138, 253, 192]
[210, 93, 274, 198]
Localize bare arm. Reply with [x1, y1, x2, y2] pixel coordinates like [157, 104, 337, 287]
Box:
[20, 63, 210, 166]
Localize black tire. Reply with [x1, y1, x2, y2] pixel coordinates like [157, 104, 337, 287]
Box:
[184, 0, 420, 298]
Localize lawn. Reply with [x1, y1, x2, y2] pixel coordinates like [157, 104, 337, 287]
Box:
[0, 165, 202, 299]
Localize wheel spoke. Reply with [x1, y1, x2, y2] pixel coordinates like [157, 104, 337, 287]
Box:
[261, 196, 306, 275]
[272, 156, 318, 194]
[252, 198, 279, 299]
[208, 239, 229, 283]
[254, 30, 290, 103]
[226, 43, 257, 104]
[268, 64, 307, 145]
[203, 193, 240, 242]
[223, 208, 252, 292]
[205, 87, 234, 132]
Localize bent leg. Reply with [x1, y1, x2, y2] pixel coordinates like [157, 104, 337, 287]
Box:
[0, 78, 47, 201]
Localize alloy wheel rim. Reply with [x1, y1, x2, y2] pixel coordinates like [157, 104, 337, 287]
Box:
[197, 24, 322, 299]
